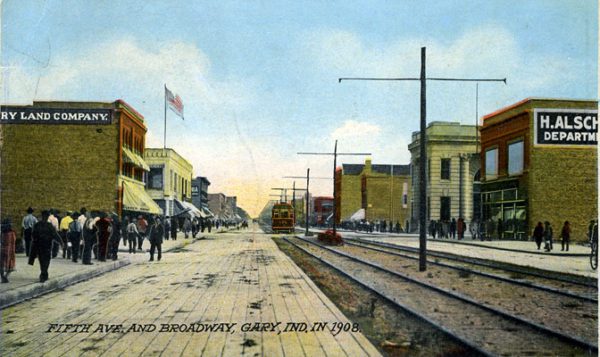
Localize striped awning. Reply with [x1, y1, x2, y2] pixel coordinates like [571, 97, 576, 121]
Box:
[122, 181, 163, 215]
[122, 147, 150, 171]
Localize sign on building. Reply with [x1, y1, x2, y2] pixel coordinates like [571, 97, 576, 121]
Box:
[0, 107, 113, 125]
[534, 108, 597, 146]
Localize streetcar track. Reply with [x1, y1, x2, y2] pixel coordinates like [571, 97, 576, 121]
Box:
[348, 237, 598, 288]
[343, 239, 598, 303]
[285, 236, 598, 356]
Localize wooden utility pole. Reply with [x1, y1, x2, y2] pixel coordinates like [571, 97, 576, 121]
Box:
[340, 47, 505, 271]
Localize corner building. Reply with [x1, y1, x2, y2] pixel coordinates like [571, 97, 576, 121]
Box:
[0, 100, 161, 223]
[408, 122, 480, 231]
[480, 98, 597, 241]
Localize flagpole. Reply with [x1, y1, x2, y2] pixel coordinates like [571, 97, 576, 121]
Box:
[164, 84, 167, 149]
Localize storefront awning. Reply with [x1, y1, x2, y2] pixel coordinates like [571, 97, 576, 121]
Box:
[122, 147, 150, 171]
[349, 208, 365, 222]
[202, 206, 214, 218]
[180, 201, 205, 218]
[122, 181, 163, 215]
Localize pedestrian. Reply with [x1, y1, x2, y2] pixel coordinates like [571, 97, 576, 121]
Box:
[497, 219, 504, 240]
[109, 214, 121, 260]
[136, 215, 148, 250]
[29, 210, 62, 282]
[429, 220, 436, 239]
[1, 218, 17, 283]
[22, 207, 38, 256]
[533, 221, 544, 250]
[59, 211, 73, 259]
[148, 216, 164, 262]
[81, 214, 97, 265]
[67, 211, 82, 263]
[206, 219, 212, 233]
[457, 217, 466, 240]
[95, 212, 112, 262]
[560, 221, 571, 251]
[450, 218, 457, 239]
[48, 209, 60, 258]
[121, 216, 129, 247]
[170, 216, 178, 239]
[77, 208, 88, 258]
[192, 217, 198, 238]
[183, 217, 192, 238]
[395, 221, 401, 234]
[164, 216, 171, 241]
[126, 217, 139, 254]
[543, 221, 553, 252]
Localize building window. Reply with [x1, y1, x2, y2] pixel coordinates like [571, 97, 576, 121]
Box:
[148, 167, 163, 189]
[508, 140, 524, 175]
[402, 182, 408, 208]
[440, 196, 451, 221]
[441, 158, 451, 180]
[485, 148, 498, 179]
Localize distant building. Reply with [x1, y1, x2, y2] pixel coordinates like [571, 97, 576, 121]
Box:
[191, 176, 211, 213]
[144, 148, 194, 217]
[335, 158, 411, 227]
[480, 98, 597, 241]
[0, 100, 161, 223]
[312, 196, 333, 226]
[208, 193, 238, 221]
[408, 122, 480, 231]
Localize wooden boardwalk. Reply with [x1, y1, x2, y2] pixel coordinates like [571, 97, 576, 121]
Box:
[1, 231, 381, 356]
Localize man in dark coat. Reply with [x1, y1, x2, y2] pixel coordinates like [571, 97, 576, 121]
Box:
[170, 216, 178, 240]
[28, 210, 61, 282]
[95, 212, 112, 261]
[148, 217, 164, 262]
[109, 214, 121, 260]
[81, 214, 97, 265]
[164, 216, 171, 241]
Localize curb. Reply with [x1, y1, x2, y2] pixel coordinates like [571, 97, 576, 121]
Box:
[0, 259, 130, 310]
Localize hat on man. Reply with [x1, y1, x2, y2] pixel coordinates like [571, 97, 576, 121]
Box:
[71, 211, 80, 219]
[26, 207, 34, 213]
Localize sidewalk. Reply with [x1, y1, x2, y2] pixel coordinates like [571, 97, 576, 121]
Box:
[0, 232, 196, 309]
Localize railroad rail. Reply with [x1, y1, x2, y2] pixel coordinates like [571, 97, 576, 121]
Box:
[343, 238, 597, 303]
[347, 237, 597, 288]
[284, 236, 598, 356]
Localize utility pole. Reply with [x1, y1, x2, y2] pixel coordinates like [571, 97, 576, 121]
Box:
[339, 47, 505, 271]
[284, 171, 332, 236]
[299, 140, 370, 237]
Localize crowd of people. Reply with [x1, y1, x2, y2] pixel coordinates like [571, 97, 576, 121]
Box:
[0, 206, 248, 284]
[339, 219, 406, 234]
[429, 217, 468, 240]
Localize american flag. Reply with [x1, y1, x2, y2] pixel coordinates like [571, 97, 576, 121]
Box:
[165, 86, 184, 119]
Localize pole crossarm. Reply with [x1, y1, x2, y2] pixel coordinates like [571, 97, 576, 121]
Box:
[283, 176, 332, 179]
[339, 77, 506, 84]
[271, 187, 307, 191]
[298, 152, 371, 155]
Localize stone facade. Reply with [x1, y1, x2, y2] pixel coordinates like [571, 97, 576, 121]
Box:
[481, 98, 597, 241]
[408, 122, 480, 232]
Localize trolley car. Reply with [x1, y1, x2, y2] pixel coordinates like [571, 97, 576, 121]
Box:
[271, 202, 295, 233]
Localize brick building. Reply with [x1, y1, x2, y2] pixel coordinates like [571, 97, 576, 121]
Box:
[480, 98, 597, 241]
[408, 122, 480, 232]
[0, 100, 161, 224]
[208, 193, 238, 221]
[335, 158, 411, 227]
